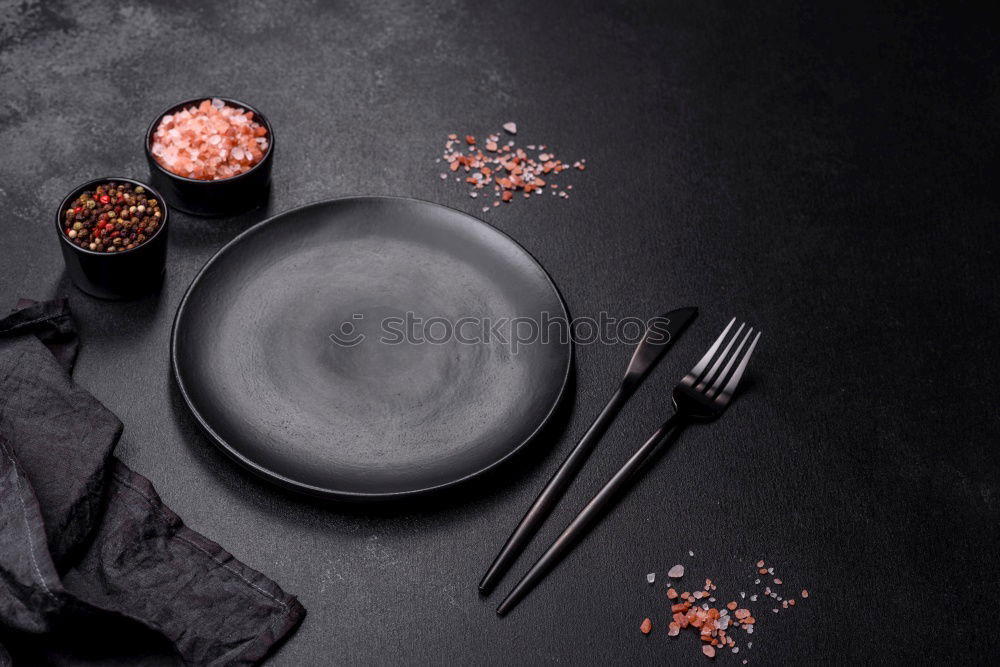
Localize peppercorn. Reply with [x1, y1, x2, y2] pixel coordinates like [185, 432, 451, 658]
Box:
[61, 181, 162, 253]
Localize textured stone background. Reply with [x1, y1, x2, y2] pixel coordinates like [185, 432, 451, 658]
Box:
[1, 0, 998, 664]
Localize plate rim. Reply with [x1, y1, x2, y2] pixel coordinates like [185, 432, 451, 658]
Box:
[170, 195, 573, 500]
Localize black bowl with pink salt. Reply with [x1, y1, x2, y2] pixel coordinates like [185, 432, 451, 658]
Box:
[145, 96, 274, 217]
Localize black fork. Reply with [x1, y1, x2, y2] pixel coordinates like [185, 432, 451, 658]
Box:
[496, 318, 761, 615]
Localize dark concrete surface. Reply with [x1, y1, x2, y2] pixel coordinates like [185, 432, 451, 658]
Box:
[1, 0, 998, 664]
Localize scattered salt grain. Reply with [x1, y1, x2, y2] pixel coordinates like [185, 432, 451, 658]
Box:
[635, 559, 810, 661]
[437, 124, 585, 211]
[502, 122, 517, 134]
[689, 550, 695, 557]
[647, 573, 656, 584]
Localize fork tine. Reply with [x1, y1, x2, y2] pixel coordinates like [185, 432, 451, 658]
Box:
[706, 326, 752, 398]
[686, 317, 735, 383]
[714, 330, 761, 405]
[695, 322, 745, 391]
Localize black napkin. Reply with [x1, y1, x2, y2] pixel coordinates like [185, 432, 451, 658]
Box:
[0, 299, 305, 665]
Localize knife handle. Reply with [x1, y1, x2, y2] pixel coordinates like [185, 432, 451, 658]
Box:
[479, 385, 631, 594]
[496, 414, 684, 615]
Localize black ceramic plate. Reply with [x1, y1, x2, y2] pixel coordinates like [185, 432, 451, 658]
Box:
[172, 196, 572, 499]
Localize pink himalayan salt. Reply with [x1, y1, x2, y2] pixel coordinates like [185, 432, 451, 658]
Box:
[151, 98, 268, 180]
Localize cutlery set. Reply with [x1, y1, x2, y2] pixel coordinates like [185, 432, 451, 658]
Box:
[482, 313, 762, 615]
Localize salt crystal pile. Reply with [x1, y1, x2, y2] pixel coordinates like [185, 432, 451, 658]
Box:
[437, 124, 586, 213]
[150, 99, 268, 180]
[640, 558, 811, 660]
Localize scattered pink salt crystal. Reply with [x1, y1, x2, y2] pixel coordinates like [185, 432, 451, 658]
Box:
[702, 645, 716, 658]
[502, 121, 517, 134]
[668, 564, 685, 578]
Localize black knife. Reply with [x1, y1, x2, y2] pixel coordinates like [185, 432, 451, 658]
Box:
[479, 306, 697, 594]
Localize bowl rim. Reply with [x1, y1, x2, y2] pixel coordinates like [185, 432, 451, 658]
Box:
[144, 96, 274, 185]
[55, 176, 169, 257]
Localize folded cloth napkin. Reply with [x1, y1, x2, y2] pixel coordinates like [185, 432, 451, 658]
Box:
[0, 299, 305, 665]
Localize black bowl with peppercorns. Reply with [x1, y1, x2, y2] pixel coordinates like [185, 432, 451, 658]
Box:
[144, 96, 274, 217]
[55, 177, 169, 300]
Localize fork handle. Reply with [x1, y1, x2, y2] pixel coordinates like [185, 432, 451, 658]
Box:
[496, 413, 685, 616]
